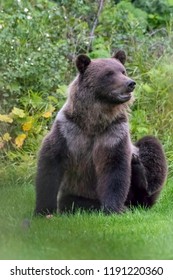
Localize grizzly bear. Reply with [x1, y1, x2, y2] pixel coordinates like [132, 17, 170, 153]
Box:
[34, 51, 167, 215]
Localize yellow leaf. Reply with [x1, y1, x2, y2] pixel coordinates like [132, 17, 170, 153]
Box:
[0, 114, 13, 123]
[42, 111, 52, 118]
[11, 107, 25, 118]
[0, 137, 4, 149]
[22, 121, 32, 132]
[2, 133, 12, 142]
[15, 134, 27, 148]
[49, 105, 55, 113]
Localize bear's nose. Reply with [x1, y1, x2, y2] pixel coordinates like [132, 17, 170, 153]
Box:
[127, 80, 136, 90]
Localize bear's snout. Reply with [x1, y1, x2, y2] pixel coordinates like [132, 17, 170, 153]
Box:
[127, 80, 136, 91]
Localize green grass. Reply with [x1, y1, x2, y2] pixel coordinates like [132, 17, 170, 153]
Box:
[0, 176, 173, 260]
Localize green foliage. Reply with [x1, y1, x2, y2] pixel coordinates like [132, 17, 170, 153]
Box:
[0, 0, 91, 158]
[0, 87, 67, 159]
[133, 0, 173, 29]
[0, 0, 101, 114]
[0, 0, 173, 175]
[95, 0, 148, 53]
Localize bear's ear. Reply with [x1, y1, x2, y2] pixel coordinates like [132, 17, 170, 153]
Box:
[113, 50, 126, 65]
[76, 54, 91, 74]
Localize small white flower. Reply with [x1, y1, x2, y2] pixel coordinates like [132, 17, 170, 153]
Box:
[24, 8, 29, 13]
[0, 24, 3, 29]
[27, 15, 32, 20]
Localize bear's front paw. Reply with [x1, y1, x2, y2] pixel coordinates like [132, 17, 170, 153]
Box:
[34, 207, 57, 217]
[102, 204, 127, 215]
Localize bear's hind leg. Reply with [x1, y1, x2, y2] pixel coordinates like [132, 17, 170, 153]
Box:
[127, 136, 167, 208]
[126, 153, 149, 207]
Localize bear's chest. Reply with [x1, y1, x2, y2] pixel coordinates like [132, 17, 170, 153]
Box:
[59, 122, 96, 197]
[65, 129, 95, 180]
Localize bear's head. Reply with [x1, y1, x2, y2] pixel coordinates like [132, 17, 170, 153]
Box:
[75, 50, 136, 105]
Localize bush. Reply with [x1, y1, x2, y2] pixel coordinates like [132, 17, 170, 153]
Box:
[0, 0, 92, 157]
[132, 0, 173, 29]
[0, 0, 173, 176]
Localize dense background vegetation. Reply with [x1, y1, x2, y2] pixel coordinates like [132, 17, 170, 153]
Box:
[0, 0, 173, 260]
[0, 0, 173, 177]
[0, 0, 173, 179]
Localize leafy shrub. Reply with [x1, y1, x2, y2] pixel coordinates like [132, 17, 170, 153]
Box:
[132, 0, 173, 29]
[0, 0, 173, 177]
[94, 0, 148, 54]
[0, 0, 101, 112]
[0, 86, 67, 159]
[0, 0, 92, 159]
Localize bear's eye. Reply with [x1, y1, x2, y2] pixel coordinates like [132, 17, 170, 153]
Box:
[105, 70, 114, 77]
[122, 70, 126, 75]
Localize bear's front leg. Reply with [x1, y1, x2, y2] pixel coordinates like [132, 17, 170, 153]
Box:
[34, 133, 65, 216]
[94, 140, 131, 214]
[35, 154, 63, 215]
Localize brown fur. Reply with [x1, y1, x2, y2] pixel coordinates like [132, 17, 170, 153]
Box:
[64, 59, 131, 135]
[34, 51, 167, 215]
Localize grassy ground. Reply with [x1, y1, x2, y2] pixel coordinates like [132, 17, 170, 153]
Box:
[0, 174, 173, 260]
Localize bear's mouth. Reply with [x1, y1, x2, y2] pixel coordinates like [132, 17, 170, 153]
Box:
[110, 90, 132, 103]
[97, 90, 133, 105]
[119, 92, 132, 101]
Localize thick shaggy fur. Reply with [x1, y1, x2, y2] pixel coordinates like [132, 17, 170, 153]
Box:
[35, 51, 167, 215]
[126, 136, 167, 208]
